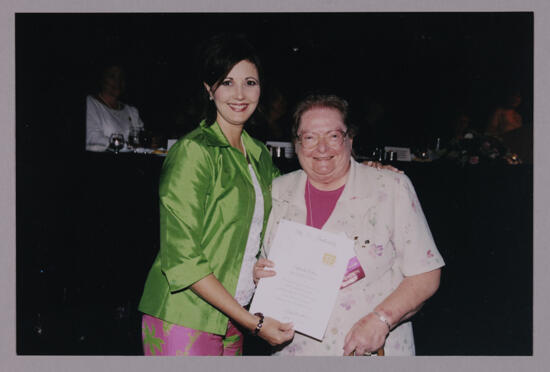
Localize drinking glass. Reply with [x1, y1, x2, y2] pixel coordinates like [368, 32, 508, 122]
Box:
[127, 127, 142, 151]
[109, 133, 125, 154]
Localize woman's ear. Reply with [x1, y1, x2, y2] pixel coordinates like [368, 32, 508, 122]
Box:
[203, 82, 213, 100]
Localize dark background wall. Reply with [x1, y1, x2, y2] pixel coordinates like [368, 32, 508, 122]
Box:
[17, 12, 533, 149]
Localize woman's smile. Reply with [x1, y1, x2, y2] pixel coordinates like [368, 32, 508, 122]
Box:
[296, 106, 353, 190]
[228, 103, 250, 112]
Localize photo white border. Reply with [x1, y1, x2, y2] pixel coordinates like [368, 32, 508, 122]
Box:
[3, 1, 548, 371]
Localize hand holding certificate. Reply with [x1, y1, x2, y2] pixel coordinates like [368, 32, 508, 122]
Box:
[249, 220, 354, 340]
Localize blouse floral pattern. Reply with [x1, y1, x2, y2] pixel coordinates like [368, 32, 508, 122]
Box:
[261, 160, 445, 356]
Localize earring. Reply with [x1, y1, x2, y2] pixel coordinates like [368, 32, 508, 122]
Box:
[209, 95, 214, 101]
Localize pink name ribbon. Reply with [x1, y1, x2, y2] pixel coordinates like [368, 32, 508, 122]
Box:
[340, 256, 365, 289]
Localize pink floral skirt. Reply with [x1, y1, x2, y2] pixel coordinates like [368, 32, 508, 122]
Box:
[141, 314, 243, 356]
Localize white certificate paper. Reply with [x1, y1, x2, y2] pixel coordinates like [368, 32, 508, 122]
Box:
[249, 219, 354, 340]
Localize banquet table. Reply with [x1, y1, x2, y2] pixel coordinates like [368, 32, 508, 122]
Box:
[17, 151, 532, 355]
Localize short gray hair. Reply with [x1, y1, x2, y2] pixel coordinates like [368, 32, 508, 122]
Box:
[291, 94, 355, 141]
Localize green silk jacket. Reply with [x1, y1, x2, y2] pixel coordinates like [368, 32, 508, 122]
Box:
[138, 121, 280, 335]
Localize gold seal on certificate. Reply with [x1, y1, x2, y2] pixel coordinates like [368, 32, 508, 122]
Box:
[249, 219, 354, 340]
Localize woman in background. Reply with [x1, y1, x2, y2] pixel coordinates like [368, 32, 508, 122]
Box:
[85, 63, 144, 151]
[486, 91, 523, 137]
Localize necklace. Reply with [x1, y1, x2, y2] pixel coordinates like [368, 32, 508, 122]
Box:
[306, 179, 346, 228]
[306, 179, 314, 226]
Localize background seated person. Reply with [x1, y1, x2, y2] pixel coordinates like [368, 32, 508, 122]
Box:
[486, 91, 523, 137]
[86, 63, 144, 151]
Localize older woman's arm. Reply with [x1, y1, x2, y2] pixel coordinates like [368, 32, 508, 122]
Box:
[362, 160, 403, 173]
[342, 268, 441, 356]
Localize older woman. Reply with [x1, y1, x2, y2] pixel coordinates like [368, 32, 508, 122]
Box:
[255, 94, 444, 356]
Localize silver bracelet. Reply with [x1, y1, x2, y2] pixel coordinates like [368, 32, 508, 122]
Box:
[373, 311, 391, 332]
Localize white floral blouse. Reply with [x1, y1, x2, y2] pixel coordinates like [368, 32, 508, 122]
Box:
[261, 160, 445, 356]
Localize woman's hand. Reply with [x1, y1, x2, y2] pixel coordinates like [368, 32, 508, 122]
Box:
[341, 269, 442, 356]
[256, 316, 295, 346]
[253, 258, 276, 284]
[342, 313, 389, 356]
[363, 160, 403, 174]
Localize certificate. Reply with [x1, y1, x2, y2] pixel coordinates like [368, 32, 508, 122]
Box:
[249, 219, 354, 340]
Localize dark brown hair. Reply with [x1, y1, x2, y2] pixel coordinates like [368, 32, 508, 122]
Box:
[198, 33, 264, 126]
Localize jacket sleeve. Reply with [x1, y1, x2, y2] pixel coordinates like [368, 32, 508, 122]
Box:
[158, 138, 215, 292]
[393, 174, 445, 276]
[271, 161, 281, 181]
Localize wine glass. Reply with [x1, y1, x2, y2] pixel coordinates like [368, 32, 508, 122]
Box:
[109, 133, 125, 154]
[127, 127, 142, 152]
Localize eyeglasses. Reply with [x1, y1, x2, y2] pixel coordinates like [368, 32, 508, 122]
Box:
[297, 130, 348, 149]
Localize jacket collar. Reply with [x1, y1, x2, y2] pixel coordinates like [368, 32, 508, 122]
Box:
[278, 159, 380, 236]
[281, 159, 374, 207]
[338, 159, 374, 201]
[200, 120, 263, 162]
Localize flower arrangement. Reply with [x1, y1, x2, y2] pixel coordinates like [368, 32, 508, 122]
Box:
[443, 130, 521, 166]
